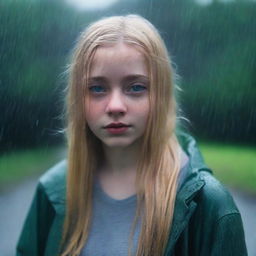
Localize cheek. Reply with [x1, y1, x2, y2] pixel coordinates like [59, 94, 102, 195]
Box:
[84, 100, 102, 125]
[132, 100, 150, 122]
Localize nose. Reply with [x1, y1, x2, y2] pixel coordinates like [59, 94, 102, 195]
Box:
[105, 89, 127, 117]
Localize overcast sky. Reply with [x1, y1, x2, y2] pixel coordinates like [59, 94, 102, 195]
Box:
[65, 0, 256, 11]
[65, 0, 120, 11]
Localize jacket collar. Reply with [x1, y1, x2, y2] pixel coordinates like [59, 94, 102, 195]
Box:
[164, 132, 211, 255]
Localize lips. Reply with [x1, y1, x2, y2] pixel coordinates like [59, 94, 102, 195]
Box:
[104, 123, 131, 129]
[103, 123, 131, 135]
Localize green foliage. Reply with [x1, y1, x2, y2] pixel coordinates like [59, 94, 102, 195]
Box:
[179, 1, 256, 142]
[0, 0, 255, 151]
[0, 1, 95, 150]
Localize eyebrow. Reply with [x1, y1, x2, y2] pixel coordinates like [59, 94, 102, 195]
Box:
[123, 75, 149, 83]
[88, 77, 107, 84]
[88, 75, 149, 84]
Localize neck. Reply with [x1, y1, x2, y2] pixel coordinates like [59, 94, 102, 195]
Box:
[100, 141, 141, 176]
[96, 141, 141, 199]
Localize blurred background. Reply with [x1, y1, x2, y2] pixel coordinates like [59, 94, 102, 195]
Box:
[0, 0, 255, 255]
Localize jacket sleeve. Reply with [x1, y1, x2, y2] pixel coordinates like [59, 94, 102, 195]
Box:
[16, 183, 55, 256]
[211, 213, 248, 256]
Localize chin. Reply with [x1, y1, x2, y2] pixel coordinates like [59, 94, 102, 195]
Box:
[102, 137, 137, 148]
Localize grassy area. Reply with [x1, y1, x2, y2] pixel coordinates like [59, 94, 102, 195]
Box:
[198, 142, 256, 195]
[0, 146, 65, 189]
[1, 142, 255, 195]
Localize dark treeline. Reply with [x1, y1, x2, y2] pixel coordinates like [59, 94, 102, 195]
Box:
[0, 0, 255, 151]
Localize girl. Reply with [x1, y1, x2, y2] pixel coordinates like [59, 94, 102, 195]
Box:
[17, 15, 247, 256]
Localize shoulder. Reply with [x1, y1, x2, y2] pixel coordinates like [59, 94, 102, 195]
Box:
[197, 170, 239, 218]
[39, 160, 67, 189]
[173, 171, 247, 255]
[194, 171, 247, 254]
[17, 161, 67, 255]
[177, 131, 240, 218]
[173, 132, 247, 254]
[37, 160, 67, 210]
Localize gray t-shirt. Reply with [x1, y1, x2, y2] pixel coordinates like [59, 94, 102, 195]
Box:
[80, 180, 140, 256]
[80, 158, 189, 256]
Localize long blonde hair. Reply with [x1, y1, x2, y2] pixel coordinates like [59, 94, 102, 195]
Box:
[61, 15, 181, 256]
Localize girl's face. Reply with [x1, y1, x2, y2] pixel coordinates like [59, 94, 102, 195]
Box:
[85, 42, 150, 149]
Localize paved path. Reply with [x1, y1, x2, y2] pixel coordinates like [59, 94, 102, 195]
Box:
[229, 188, 256, 256]
[0, 179, 255, 256]
[0, 177, 37, 256]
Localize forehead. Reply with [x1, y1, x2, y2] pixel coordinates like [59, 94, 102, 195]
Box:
[93, 42, 144, 59]
[89, 43, 148, 78]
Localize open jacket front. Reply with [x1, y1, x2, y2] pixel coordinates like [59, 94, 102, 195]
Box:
[16, 133, 248, 256]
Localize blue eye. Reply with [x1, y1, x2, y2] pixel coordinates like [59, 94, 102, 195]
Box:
[129, 84, 147, 92]
[89, 85, 106, 93]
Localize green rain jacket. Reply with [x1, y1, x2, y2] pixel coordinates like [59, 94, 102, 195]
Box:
[16, 133, 248, 256]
